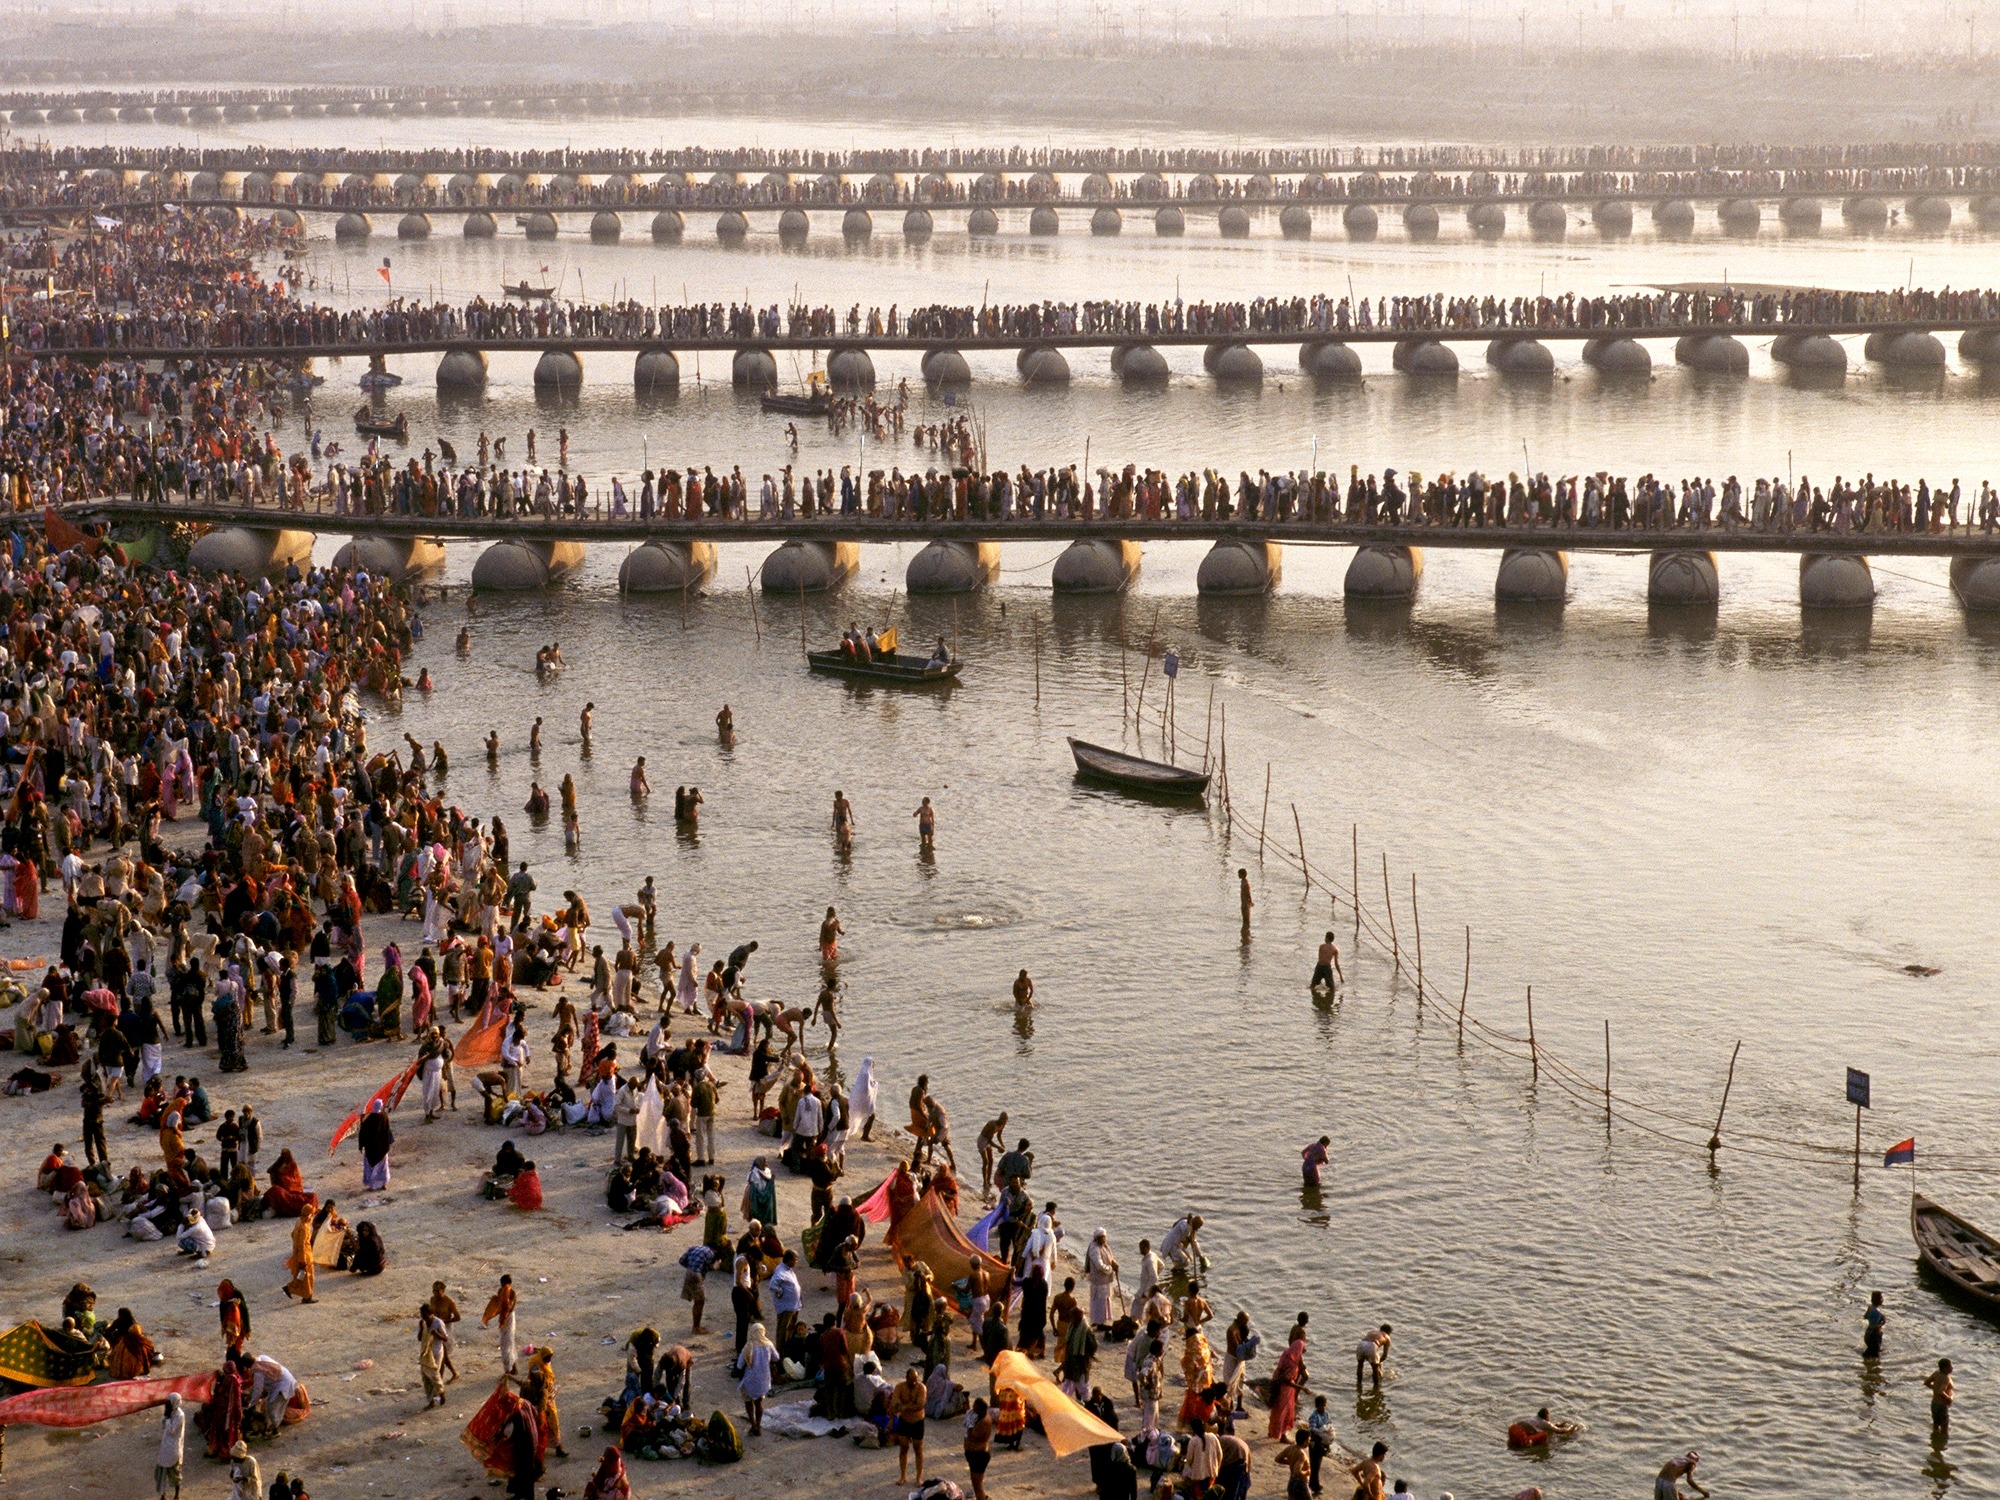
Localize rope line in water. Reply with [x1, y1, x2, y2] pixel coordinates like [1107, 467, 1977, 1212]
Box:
[1212, 791, 1983, 1175]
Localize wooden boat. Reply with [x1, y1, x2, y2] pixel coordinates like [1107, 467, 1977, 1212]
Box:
[503, 281, 554, 300]
[761, 390, 831, 417]
[808, 630, 959, 687]
[1912, 1194, 2000, 1317]
[357, 369, 403, 390]
[352, 406, 409, 441]
[1068, 738, 1211, 798]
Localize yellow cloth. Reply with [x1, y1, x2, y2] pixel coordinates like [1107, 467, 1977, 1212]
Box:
[988, 1350, 1122, 1458]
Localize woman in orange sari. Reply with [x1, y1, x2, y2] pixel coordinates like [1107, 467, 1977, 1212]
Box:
[264, 1149, 315, 1218]
[159, 1105, 187, 1173]
[283, 1203, 317, 1304]
[105, 1309, 159, 1378]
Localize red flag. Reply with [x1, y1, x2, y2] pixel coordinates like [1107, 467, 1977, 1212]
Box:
[1883, 1138, 1917, 1167]
[328, 1059, 421, 1156]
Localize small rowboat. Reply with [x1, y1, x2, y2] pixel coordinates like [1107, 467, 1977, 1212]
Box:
[1913, 1194, 2000, 1318]
[807, 646, 960, 688]
[503, 281, 554, 300]
[761, 391, 831, 417]
[1068, 737, 1210, 799]
[353, 406, 409, 441]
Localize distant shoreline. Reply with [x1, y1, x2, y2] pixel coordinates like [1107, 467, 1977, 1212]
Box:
[3, 30, 1995, 148]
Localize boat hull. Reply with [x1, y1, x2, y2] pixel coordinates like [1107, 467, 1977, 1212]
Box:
[807, 650, 960, 688]
[1068, 737, 1210, 798]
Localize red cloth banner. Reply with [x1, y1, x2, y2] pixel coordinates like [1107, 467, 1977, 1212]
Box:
[327, 1060, 420, 1156]
[0, 1372, 215, 1428]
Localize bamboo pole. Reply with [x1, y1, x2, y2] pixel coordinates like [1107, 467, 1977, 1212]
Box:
[1526, 985, 1538, 1081]
[745, 566, 761, 644]
[1292, 804, 1308, 889]
[1383, 852, 1400, 976]
[1604, 1019, 1613, 1130]
[1133, 603, 1162, 726]
[1218, 706, 1229, 813]
[1257, 767, 1271, 862]
[1202, 682, 1215, 773]
[1708, 1040, 1743, 1154]
[1352, 836, 1368, 940]
[1411, 873, 1423, 1009]
[798, 580, 807, 653]
[1033, 621, 1041, 708]
[1458, 926, 1470, 1043]
[1121, 642, 1129, 721]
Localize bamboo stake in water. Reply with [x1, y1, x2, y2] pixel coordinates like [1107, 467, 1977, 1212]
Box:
[1527, 984, 1538, 1081]
[1351, 824, 1360, 940]
[1202, 682, 1215, 773]
[1257, 767, 1271, 863]
[1604, 1019, 1613, 1131]
[1383, 852, 1400, 976]
[745, 566, 761, 644]
[1134, 604, 1162, 726]
[1033, 622, 1041, 708]
[1219, 706, 1229, 813]
[1459, 926, 1470, 1043]
[1708, 1040, 1743, 1154]
[1292, 803, 1308, 889]
[1411, 873, 1423, 1009]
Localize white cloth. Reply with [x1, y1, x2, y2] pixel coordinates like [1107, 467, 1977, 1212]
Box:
[1023, 1214, 1057, 1283]
[849, 1056, 877, 1129]
[634, 1078, 668, 1158]
[421, 1056, 444, 1115]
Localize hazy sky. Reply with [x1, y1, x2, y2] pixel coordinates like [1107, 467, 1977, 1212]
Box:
[8, 0, 1995, 56]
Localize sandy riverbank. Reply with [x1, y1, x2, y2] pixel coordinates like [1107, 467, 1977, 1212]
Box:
[0, 920, 1309, 1500]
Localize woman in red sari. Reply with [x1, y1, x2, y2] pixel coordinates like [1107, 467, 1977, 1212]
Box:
[217, 1280, 251, 1353]
[508, 1161, 543, 1212]
[1266, 1334, 1308, 1440]
[15, 855, 38, 920]
[198, 1357, 245, 1458]
[462, 1377, 546, 1490]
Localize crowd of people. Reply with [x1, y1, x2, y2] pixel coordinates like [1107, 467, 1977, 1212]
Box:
[0, 218, 304, 509]
[17, 281, 2000, 357]
[173, 441, 2000, 544]
[16, 138, 2000, 215]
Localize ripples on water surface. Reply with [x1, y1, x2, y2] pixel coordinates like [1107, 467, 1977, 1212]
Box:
[54, 113, 2000, 1495]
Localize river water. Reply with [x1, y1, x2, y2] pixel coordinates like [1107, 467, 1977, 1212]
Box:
[48, 112, 2000, 1496]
